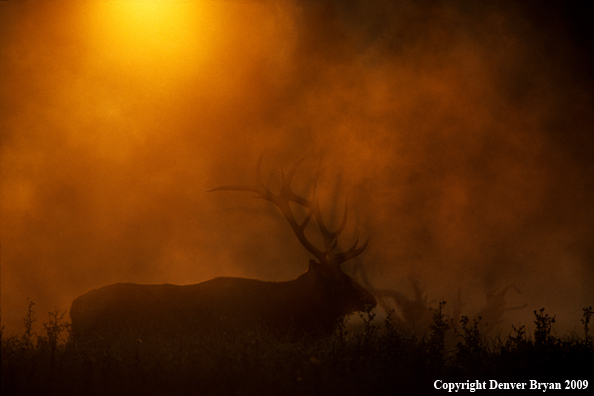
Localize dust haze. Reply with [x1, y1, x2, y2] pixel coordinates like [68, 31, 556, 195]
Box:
[1, 0, 593, 334]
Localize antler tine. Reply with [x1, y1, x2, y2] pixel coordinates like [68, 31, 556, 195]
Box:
[310, 198, 350, 252]
[207, 185, 261, 194]
[279, 155, 313, 208]
[313, 156, 323, 196]
[207, 154, 274, 200]
[334, 201, 349, 237]
[335, 238, 369, 266]
[207, 183, 274, 200]
[284, 160, 359, 263]
[303, 162, 345, 254]
[283, 155, 306, 187]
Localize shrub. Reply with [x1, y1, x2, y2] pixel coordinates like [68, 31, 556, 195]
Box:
[2, 300, 593, 396]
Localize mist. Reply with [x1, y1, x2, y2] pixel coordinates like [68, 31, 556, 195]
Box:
[1, 0, 593, 334]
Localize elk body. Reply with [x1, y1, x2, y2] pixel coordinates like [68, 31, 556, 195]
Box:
[70, 157, 376, 340]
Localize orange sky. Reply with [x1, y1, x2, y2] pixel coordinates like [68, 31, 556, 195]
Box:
[1, 0, 593, 334]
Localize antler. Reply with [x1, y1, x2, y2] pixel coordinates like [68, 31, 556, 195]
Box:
[208, 155, 368, 267]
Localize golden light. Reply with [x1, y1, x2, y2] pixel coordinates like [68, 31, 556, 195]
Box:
[84, 0, 221, 83]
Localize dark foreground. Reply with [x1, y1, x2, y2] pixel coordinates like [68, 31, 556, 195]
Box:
[2, 302, 593, 396]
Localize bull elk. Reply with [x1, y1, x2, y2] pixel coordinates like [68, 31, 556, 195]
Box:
[69, 156, 376, 340]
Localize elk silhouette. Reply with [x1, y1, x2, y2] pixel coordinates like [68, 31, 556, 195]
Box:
[69, 156, 376, 340]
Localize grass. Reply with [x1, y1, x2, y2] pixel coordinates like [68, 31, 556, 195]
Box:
[2, 301, 593, 396]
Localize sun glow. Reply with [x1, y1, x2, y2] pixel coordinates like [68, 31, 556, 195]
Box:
[85, 0, 220, 81]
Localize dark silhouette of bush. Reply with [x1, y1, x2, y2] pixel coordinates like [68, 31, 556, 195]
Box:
[2, 300, 593, 396]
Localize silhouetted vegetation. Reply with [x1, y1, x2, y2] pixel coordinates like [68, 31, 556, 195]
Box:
[2, 301, 593, 396]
